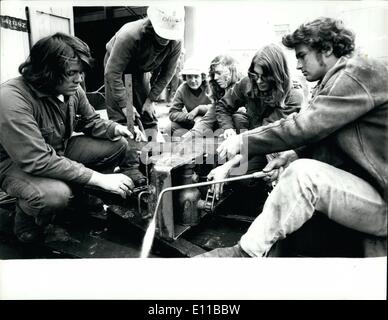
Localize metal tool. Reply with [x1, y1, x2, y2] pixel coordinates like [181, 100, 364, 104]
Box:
[151, 171, 267, 238]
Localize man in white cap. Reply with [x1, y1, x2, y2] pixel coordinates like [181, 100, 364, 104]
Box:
[104, 6, 185, 185]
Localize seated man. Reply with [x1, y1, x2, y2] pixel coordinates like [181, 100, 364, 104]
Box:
[197, 17, 387, 257]
[0, 33, 144, 243]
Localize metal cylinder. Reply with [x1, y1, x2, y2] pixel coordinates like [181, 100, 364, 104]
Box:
[176, 164, 201, 226]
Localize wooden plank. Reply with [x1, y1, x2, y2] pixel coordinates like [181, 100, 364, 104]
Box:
[124, 74, 134, 133]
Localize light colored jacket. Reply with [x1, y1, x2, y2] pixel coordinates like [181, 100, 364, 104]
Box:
[243, 55, 388, 197]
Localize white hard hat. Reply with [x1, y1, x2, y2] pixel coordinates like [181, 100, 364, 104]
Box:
[181, 57, 206, 75]
[147, 6, 185, 41]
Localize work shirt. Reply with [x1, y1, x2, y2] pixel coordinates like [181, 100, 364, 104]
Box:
[104, 18, 182, 110]
[216, 76, 303, 130]
[242, 55, 388, 197]
[0, 77, 119, 185]
[169, 83, 212, 125]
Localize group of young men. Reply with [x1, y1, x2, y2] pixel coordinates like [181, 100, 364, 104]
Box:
[0, 6, 386, 256]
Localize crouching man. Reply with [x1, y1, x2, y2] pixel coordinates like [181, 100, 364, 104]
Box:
[0, 33, 144, 243]
[197, 17, 387, 257]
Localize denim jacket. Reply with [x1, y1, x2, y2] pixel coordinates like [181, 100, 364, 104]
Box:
[242, 55, 388, 197]
[216, 76, 303, 130]
[104, 18, 182, 110]
[0, 77, 119, 185]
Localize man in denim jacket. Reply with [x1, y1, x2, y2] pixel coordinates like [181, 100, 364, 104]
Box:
[197, 17, 387, 257]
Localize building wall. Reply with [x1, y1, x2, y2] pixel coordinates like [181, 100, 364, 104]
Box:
[0, 1, 74, 84]
[0, 2, 30, 83]
[186, 1, 388, 75]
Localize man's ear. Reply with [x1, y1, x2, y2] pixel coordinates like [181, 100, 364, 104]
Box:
[323, 44, 334, 57]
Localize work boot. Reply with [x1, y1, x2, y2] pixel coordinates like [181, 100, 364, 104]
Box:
[121, 167, 147, 188]
[14, 206, 44, 243]
[195, 244, 251, 258]
[44, 224, 72, 243]
[83, 193, 105, 211]
[68, 192, 106, 219]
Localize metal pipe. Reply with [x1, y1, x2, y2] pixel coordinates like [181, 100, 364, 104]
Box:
[152, 171, 267, 221]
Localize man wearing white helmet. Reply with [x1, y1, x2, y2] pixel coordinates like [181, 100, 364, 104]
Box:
[167, 57, 212, 138]
[104, 6, 185, 185]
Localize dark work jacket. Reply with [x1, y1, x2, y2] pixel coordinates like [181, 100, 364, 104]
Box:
[0, 77, 119, 185]
[104, 18, 182, 110]
[169, 83, 212, 125]
[216, 76, 303, 130]
[242, 55, 388, 198]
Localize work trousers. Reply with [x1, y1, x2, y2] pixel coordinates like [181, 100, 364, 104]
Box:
[189, 104, 249, 138]
[239, 159, 387, 257]
[104, 72, 157, 130]
[1, 136, 127, 233]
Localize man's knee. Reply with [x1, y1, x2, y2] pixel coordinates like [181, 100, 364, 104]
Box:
[282, 159, 320, 184]
[39, 181, 73, 213]
[114, 137, 128, 152]
[109, 136, 128, 157]
[17, 180, 73, 217]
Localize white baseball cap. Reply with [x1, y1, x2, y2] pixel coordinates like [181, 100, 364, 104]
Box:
[147, 6, 185, 41]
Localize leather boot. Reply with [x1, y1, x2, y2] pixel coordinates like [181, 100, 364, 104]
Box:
[121, 167, 147, 187]
[13, 206, 43, 243]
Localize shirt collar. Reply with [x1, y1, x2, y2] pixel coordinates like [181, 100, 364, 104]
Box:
[26, 81, 53, 98]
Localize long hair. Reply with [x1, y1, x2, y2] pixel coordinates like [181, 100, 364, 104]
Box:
[208, 54, 241, 102]
[18, 32, 93, 93]
[282, 17, 355, 58]
[248, 44, 290, 106]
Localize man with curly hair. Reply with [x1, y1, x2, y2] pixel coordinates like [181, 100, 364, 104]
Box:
[197, 17, 387, 257]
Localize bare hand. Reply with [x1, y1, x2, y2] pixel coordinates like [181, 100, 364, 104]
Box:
[217, 134, 242, 160]
[262, 157, 288, 186]
[207, 165, 230, 200]
[112, 124, 134, 140]
[89, 172, 135, 199]
[142, 98, 156, 120]
[186, 108, 198, 121]
[134, 125, 147, 142]
[262, 151, 298, 186]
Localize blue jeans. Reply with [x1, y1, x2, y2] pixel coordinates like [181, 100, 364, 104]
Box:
[240, 159, 387, 257]
[1, 135, 127, 233]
